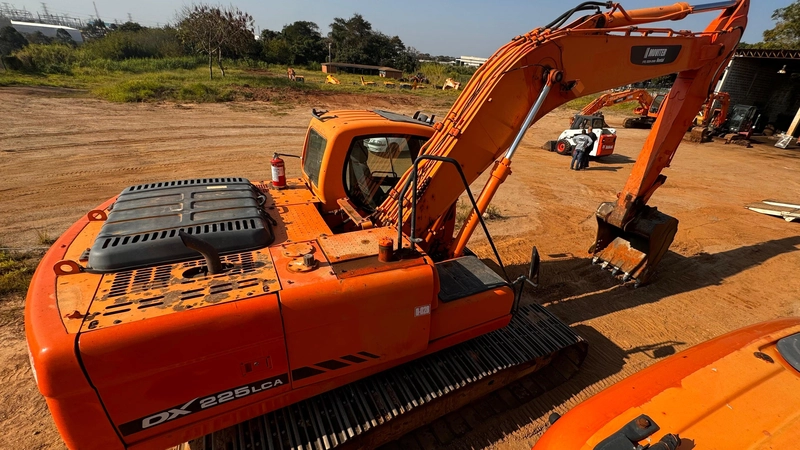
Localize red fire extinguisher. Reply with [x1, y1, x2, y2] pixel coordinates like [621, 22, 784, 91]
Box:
[271, 153, 286, 189]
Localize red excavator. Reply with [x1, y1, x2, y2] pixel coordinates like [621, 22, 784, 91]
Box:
[25, 1, 749, 449]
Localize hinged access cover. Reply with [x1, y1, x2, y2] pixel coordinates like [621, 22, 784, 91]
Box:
[88, 178, 274, 272]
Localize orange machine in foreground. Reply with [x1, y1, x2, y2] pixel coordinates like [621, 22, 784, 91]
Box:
[534, 317, 800, 450]
[26, 1, 749, 449]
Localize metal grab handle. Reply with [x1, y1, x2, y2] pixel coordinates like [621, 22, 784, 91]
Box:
[396, 155, 509, 282]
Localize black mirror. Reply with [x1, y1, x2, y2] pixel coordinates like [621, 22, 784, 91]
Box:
[528, 246, 540, 287]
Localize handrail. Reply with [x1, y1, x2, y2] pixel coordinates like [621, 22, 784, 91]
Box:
[396, 155, 510, 282]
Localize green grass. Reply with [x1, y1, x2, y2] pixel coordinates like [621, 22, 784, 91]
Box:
[0, 248, 40, 299]
[0, 55, 651, 113]
[0, 58, 464, 104]
[34, 229, 56, 246]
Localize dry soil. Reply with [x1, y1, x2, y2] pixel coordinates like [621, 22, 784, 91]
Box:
[1, 87, 799, 450]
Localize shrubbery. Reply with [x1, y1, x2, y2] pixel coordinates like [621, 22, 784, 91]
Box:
[79, 56, 201, 73]
[12, 44, 77, 74]
[82, 28, 184, 60]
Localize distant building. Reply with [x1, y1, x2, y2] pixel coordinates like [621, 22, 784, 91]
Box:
[9, 20, 83, 44]
[455, 56, 488, 68]
[321, 62, 402, 79]
[418, 59, 455, 65]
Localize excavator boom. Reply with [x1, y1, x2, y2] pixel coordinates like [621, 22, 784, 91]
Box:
[578, 89, 655, 120]
[376, 0, 748, 283]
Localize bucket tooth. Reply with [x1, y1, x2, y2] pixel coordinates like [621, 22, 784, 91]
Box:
[591, 202, 678, 285]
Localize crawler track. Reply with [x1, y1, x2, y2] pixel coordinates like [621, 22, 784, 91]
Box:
[183, 303, 587, 450]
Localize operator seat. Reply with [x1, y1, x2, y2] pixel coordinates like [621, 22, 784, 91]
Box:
[348, 141, 377, 210]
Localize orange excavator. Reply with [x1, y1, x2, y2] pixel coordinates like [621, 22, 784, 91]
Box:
[694, 90, 730, 129]
[25, 1, 749, 449]
[572, 88, 655, 127]
[578, 89, 730, 133]
[534, 317, 800, 449]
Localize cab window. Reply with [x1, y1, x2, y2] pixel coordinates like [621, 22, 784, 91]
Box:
[344, 135, 427, 212]
[303, 129, 327, 187]
[650, 95, 666, 114]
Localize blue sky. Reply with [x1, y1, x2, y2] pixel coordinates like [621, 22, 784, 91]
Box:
[11, 0, 791, 56]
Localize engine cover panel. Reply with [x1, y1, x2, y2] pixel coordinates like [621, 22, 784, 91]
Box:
[88, 177, 274, 272]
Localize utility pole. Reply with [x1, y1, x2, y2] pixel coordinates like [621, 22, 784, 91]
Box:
[328, 42, 332, 63]
[127, 12, 132, 23]
[93, 1, 101, 22]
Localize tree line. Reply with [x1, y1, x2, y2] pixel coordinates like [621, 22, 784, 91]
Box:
[739, 1, 800, 49]
[259, 13, 419, 73]
[1, 4, 422, 78]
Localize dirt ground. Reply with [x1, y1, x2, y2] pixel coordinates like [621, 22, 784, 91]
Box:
[2, 87, 799, 450]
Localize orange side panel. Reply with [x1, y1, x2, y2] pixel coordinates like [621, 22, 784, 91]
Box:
[78, 294, 289, 445]
[430, 287, 514, 341]
[271, 241, 436, 389]
[534, 318, 800, 450]
[128, 314, 513, 450]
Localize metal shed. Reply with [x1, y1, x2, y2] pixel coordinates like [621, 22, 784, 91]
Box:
[717, 48, 800, 136]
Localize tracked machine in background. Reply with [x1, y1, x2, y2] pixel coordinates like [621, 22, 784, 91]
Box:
[26, 1, 749, 449]
[566, 88, 665, 129]
[687, 91, 731, 142]
[534, 317, 800, 449]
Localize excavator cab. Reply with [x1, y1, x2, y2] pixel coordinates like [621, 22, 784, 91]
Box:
[344, 135, 426, 212]
[648, 93, 666, 116]
[299, 109, 434, 221]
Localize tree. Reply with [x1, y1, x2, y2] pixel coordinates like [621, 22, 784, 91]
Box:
[117, 21, 144, 33]
[327, 14, 419, 72]
[26, 31, 52, 45]
[329, 14, 374, 65]
[762, 2, 800, 48]
[177, 4, 254, 79]
[259, 29, 291, 64]
[54, 29, 76, 47]
[0, 26, 28, 71]
[281, 21, 325, 65]
[82, 19, 109, 40]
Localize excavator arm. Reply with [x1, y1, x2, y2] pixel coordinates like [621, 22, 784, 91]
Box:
[696, 91, 731, 128]
[375, 0, 748, 283]
[579, 89, 655, 118]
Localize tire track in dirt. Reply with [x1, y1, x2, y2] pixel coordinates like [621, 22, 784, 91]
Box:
[3, 124, 308, 141]
[4, 131, 305, 154]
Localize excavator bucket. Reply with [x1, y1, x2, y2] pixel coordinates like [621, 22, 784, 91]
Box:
[591, 202, 678, 285]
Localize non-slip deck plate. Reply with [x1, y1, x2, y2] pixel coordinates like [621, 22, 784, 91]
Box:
[83, 250, 280, 331]
[318, 227, 400, 263]
[189, 303, 586, 450]
[436, 256, 510, 302]
[255, 179, 320, 207]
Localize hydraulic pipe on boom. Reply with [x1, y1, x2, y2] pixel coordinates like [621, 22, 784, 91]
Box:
[451, 71, 560, 257]
[375, 0, 748, 284]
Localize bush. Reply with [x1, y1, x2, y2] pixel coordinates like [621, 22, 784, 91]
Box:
[83, 28, 185, 60]
[1, 55, 23, 71]
[13, 44, 77, 74]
